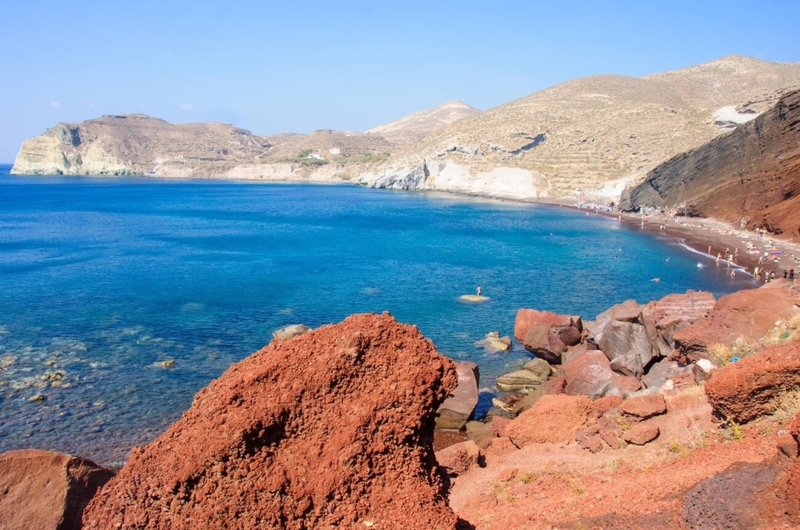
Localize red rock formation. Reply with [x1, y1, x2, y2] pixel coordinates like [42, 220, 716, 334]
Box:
[505, 394, 591, 447]
[435, 440, 482, 476]
[0, 449, 113, 530]
[705, 334, 800, 423]
[83, 312, 460, 530]
[620, 394, 668, 419]
[673, 281, 800, 363]
[622, 89, 800, 241]
[514, 308, 578, 343]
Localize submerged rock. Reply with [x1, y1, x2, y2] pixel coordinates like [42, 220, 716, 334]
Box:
[83, 312, 460, 530]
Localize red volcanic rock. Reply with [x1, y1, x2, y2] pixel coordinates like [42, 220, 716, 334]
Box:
[435, 440, 482, 476]
[623, 423, 660, 445]
[591, 395, 624, 417]
[641, 290, 716, 325]
[0, 449, 113, 530]
[514, 309, 577, 342]
[620, 394, 667, 419]
[505, 394, 591, 447]
[560, 350, 615, 399]
[82, 312, 460, 530]
[705, 335, 800, 423]
[673, 282, 800, 363]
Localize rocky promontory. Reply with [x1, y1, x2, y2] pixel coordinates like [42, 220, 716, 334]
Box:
[621, 88, 800, 241]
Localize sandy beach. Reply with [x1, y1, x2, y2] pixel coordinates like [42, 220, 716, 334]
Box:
[553, 200, 800, 281]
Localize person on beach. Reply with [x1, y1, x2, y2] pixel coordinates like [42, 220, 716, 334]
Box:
[754, 266, 759, 278]
[784, 270, 788, 279]
[716, 253, 721, 264]
[791, 269, 795, 280]
[476, 286, 482, 297]
[731, 270, 736, 279]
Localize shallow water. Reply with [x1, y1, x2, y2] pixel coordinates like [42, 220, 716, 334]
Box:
[0, 167, 753, 464]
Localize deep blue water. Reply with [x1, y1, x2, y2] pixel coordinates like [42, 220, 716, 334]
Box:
[0, 165, 753, 464]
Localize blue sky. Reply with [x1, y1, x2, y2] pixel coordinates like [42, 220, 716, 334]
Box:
[2, 0, 799, 162]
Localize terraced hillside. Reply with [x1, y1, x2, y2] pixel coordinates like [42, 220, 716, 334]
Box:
[358, 56, 800, 201]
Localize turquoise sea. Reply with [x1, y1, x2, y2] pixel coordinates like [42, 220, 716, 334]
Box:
[0, 165, 752, 465]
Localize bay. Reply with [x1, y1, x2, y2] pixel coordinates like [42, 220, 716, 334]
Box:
[0, 166, 750, 464]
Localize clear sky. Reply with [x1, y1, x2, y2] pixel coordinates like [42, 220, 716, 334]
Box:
[2, 0, 799, 162]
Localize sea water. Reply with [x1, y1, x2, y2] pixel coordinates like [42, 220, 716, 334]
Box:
[0, 166, 752, 464]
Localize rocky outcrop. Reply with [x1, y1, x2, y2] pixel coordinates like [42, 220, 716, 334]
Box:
[12, 114, 272, 177]
[673, 281, 799, 364]
[589, 291, 715, 378]
[559, 349, 641, 399]
[436, 361, 480, 430]
[705, 335, 800, 423]
[495, 358, 551, 392]
[621, 88, 800, 241]
[505, 394, 592, 447]
[435, 440, 483, 477]
[514, 308, 584, 364]
[82, 312, 460, 530]
[0, 449, 113, 530]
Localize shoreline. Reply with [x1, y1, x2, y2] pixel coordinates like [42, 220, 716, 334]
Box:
[543, 199, 800, 280]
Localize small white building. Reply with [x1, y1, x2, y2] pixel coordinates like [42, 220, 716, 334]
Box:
[329, 148, 341, 155]
[307, 153, 324, 160]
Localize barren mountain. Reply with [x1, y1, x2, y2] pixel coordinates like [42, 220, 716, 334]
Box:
[12, 56, 800, 200]
[366, 100, 481, 146]
[621, 88, 800, 241]
[357, 55, 800, 201]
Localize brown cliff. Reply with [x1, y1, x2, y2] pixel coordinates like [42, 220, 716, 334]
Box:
[621, 88, 800, 241]
[82, 312, 459, 530]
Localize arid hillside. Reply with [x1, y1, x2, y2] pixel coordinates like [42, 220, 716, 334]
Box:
[12, 56, 800, 202]
[621, 88, 800, 241]
[366, 100, 481, 146]
[359, 55, 800, 200]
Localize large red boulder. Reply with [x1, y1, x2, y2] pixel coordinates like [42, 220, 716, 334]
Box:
[0, 449, 113, 530]
[673, 282, 800, 363]
[504, 394, 592, 447]
[514, 308, 579, 342]
[82, 312, 460, 530]
[705, 335, 800, 423]
[559, 349, 641, 399]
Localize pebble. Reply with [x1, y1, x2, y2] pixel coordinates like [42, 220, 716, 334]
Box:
[27, 394, 45, 403]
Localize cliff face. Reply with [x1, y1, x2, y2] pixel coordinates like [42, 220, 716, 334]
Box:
[621, 89, 800, 241]
[11, 114, 272, 177]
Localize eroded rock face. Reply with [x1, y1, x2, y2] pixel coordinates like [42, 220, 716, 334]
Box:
[82, 312, 460, 530]
[622, 88, 800, 241]
[0, 449, 113, 530]
[705, 335, 800, 423]
[673, 281, 800, 364]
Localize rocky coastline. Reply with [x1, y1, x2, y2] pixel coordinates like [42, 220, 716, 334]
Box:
[2, 259, 800, 528]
